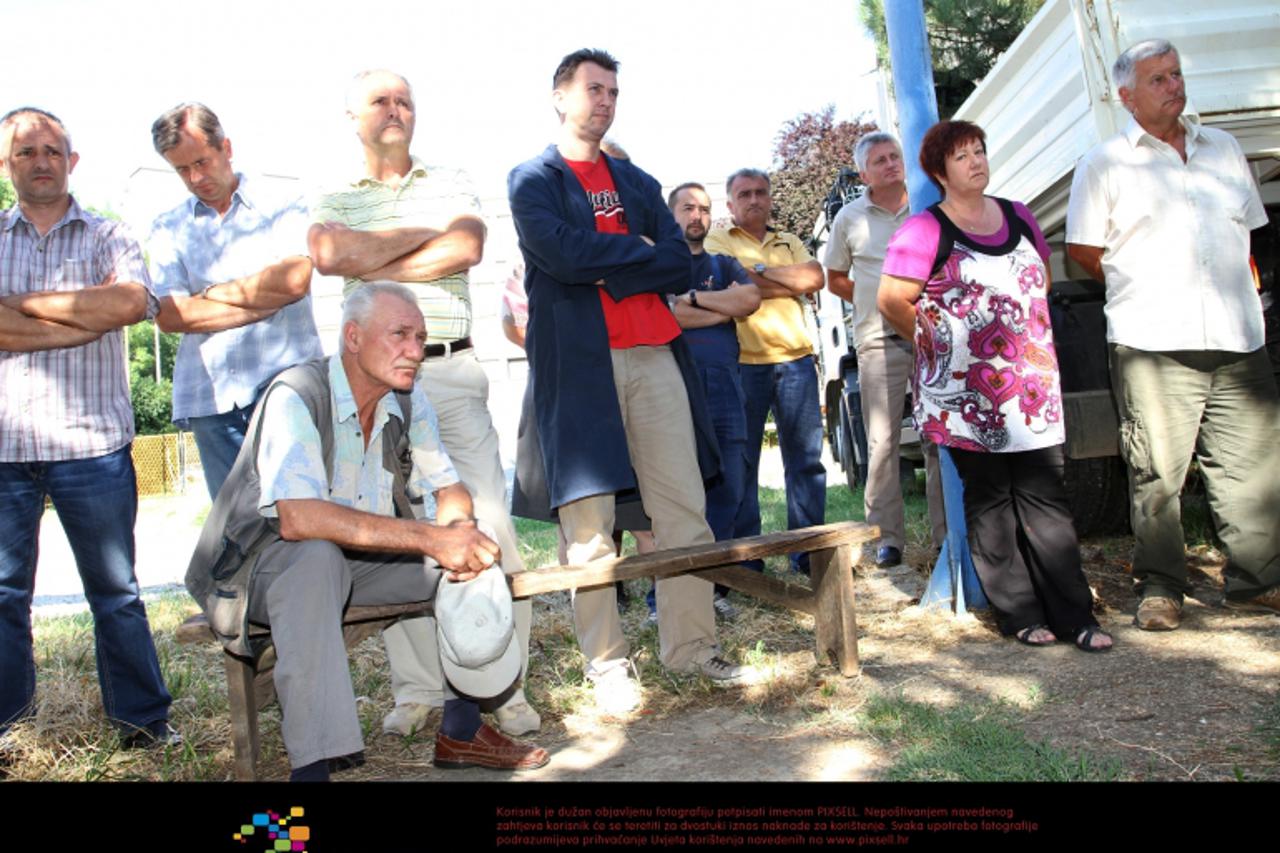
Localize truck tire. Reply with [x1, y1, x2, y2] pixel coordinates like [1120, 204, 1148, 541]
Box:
[1062, 455, 1130, 536]
[836, 395, 864, 491]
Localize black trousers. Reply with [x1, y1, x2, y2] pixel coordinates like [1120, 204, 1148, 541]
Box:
[949, 444, 1095, 637]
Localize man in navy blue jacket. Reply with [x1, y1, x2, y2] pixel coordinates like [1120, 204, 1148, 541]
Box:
[508, 49, 748, 713]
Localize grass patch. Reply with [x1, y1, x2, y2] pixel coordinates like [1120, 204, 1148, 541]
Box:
[1257, 694, 1280, 760]
[860, 693, 1123, 782]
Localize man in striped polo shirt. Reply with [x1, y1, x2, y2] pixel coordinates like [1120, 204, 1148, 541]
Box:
[0, 107, 175, 750]
[308, 71, 538, 740]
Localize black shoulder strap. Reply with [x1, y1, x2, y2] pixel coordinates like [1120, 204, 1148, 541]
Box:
[926, 203, 956, 281]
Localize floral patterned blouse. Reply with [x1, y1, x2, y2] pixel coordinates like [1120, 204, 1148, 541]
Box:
[881, 197, 1064, 454]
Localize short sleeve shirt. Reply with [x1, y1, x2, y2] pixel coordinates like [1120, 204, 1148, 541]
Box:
[0, 198, 157, 462]
[704, 225, 815, 364]
[884, 201, 1062, 454]
[313, 159, 482, 342]
[256, 356, 458, 519]
[681, 252, 752, 366]
[148, 175, 324, 422]
[1065, 116, 1267, 352]
[822, 193, 909, 349]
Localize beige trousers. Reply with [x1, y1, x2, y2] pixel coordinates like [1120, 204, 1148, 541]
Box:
[858, 336, 947, 550]
[557, 346, 718, 676]
[383, 350, 532, 706]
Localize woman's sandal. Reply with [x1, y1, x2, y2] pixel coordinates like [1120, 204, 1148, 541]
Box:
[1074, 625, 1113, 653]
[1015, 624, 1056, 646]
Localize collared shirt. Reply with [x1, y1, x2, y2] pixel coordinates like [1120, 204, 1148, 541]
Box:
[148, 174, 324, 423]
[704, 224, 815, 364]
[256, 356, 458, 519]
[822, 192, 909, 349]
[0, 198, 156, 462]
[1066, 115, 1268, 352]
[313, 157, 482, 342]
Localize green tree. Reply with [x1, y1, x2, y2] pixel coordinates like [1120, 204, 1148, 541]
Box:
[128, 320, 180, 435]
[0, 177, 15, 209]
[769, 106, 878, 238]
[860, 0, 1043, 118]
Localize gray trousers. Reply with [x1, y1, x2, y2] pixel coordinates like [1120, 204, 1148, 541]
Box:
[1111, 345, 1280, 599]
[857, 336, 947, 551]
[248, 538, 445, 768]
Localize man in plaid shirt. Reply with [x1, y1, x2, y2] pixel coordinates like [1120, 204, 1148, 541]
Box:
[0, 107, 175, 750]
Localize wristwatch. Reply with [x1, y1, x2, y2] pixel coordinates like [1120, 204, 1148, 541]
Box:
[688, 289, 699, 307]
[753, 263, 767, 275]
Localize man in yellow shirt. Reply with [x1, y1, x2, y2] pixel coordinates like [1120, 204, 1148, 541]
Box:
[705, 169, 826, 574]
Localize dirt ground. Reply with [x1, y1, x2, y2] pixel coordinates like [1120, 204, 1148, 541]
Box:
[320, 537, 1279, 784]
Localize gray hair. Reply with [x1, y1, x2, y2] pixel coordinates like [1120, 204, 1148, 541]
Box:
[853, 131, 902, 174]
[346, 69, 414, 113]
[340, 282, 421, 351]
[1113, 39, 1178, 92]
[150, 103, 226, 155]
[1, 107, 72, 155]
[725, 167, 770, 197]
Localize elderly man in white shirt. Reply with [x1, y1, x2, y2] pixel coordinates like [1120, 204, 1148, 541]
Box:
[1066, 39, 1280, 629]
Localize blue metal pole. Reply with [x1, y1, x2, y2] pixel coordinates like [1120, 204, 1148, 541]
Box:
[882, 0, 987, 613]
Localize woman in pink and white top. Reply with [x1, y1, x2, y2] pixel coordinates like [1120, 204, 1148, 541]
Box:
[877, 120, 1112, 653]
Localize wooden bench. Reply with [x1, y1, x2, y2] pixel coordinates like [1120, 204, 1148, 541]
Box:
[175, 519, 876, 780]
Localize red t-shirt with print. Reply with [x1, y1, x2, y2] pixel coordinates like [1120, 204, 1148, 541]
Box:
[564, 156, 680, 349]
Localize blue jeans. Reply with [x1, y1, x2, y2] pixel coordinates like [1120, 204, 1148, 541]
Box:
[190, 403, 255, 500]
[0, 445, 172, 733]
[737, 355, 826, 574]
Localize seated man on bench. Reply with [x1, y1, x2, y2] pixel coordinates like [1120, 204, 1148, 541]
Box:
[186, 281, 547, 781]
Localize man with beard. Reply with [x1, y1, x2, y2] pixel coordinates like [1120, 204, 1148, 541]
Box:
[507, 49, 751, 714]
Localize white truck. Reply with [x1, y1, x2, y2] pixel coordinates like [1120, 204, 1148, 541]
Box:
[813, 0, 1280, 534]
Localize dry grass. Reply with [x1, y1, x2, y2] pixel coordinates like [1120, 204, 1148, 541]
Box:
[7, 482, 1279, 782]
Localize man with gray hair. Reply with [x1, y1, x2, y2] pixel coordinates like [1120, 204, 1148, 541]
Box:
[147, 102, 323, 500]
[823, 132, 945, 568]
[309, 70, 538, 738]
[186, 281, 548, 779]
[705, 168, 826, 575]
[1066, 40, 1280, 627]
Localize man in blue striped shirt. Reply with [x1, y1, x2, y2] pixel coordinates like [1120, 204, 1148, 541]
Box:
[147, 103, 323, 500]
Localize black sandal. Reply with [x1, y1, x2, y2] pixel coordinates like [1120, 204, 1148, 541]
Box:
[1015, 624, 1056, 646]
[1073, 625, 1113, 653]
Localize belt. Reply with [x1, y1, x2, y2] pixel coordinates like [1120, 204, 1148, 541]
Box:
[423, 336, 473, 359]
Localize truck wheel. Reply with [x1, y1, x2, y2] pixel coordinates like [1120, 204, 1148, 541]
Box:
[1062, 456, 1130, 536]
[837, 395, 865, 492]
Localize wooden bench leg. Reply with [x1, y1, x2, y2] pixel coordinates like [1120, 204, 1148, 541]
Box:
[810, 544, 860, 676]
[224, 652, 260, 781]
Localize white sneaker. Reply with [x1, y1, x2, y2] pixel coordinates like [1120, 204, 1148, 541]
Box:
[381, 702, 440, 737]
[698, 655, 749, 687]
[494, 690, 542, 736]
[589, 664, 642, 715]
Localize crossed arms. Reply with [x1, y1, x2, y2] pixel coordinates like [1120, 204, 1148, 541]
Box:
[307, 216, 485, 284]
[0, 273, 149, 352]
[156, 256, 314, 334]
[671, 282, 762, 329]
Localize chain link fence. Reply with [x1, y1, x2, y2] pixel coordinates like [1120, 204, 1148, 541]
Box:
[132, 433, 203, 496]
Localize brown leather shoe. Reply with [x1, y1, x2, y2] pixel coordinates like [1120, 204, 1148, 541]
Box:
[1136, 596, 1182, 631]
[433, 723, 549, 771]
[1224, 585, 1280, 615]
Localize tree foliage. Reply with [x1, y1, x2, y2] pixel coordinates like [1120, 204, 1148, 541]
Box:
[860, 0, 1043, 118]
[128, 320, 180, 435]
[0, 177, 15, 210]
[769, 106, 878, 238]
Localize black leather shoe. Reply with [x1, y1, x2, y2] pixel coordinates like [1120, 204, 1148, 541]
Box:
[875, 546, 902, 568]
